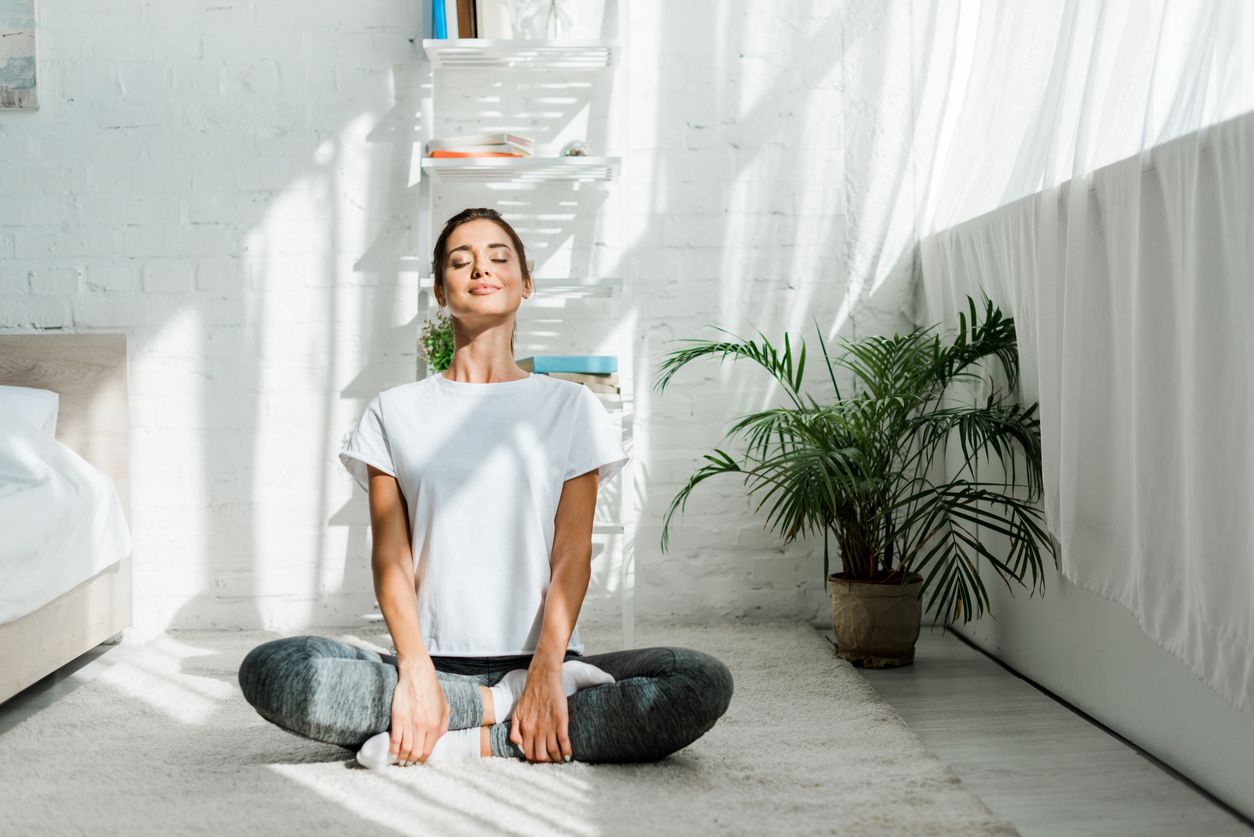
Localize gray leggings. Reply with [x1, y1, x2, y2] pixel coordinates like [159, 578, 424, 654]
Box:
[237, 635, 734, 763]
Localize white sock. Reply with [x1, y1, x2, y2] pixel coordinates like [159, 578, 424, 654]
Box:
[560, 659, 616, 697]
[355, 727, 483, 768]
[355, 660, 617, 769]
[427, 727, 483, 764]
[488, 660, 616, 722]
[487, 668, 529, 724]
[356, 731, 398, 769]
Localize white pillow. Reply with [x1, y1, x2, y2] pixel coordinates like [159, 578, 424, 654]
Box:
[0, 385, 59, 438]
[0, 424, 53, 499]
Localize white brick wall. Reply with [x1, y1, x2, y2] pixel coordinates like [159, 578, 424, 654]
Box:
[0, 1, 923, 635]
[627, 0, 921, 630]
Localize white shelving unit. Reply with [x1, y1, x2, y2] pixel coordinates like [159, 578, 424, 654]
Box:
[420, 155, 620, 182]
[413, 14, 636, 648]
[423, 38, 619, 69]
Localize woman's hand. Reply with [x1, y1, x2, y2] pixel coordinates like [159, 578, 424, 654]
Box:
[509, 665, 572, 763]
[390, 660, 450, 766]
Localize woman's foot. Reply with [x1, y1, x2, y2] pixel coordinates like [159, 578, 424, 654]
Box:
[355, 727, 490, 768]
[488, 659, 616, 722]
[356, 731, 396, 769]
[356, 659, 616, 768]
[560, 659, 617, 697]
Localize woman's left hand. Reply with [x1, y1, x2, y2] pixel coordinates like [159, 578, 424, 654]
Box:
[509, 665, 572, 763]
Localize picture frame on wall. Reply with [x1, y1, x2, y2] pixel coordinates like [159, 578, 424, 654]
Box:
[0, 0, 38, 110]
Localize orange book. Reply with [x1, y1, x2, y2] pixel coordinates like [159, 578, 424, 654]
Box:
[429, 150, 526, 158]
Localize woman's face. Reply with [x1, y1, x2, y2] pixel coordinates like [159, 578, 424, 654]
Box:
[439, 218, 529, 317]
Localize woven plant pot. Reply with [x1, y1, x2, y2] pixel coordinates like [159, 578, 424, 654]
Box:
[828, 571, 924, 668]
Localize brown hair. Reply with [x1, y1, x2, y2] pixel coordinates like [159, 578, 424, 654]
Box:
[432, 208, 532, 356]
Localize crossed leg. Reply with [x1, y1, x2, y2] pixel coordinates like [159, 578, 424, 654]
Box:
[238, 636, 734, 764]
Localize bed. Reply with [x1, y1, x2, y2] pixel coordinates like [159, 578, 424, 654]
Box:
[0, 333, 133, 706]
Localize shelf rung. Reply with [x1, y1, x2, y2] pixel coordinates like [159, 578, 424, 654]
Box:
[422, 38, 620, 70]
[421, 156, 620, 183]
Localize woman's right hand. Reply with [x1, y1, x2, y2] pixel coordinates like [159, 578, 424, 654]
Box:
[390, 660, 450, 766]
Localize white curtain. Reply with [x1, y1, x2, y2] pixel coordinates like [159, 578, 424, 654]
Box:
[911, 1, 1254, 714]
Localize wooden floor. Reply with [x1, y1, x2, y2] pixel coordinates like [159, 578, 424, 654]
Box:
[831, 626, 1254, 837]
[2, 631, 1252, 836]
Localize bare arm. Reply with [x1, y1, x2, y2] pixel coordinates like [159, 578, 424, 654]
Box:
[367, 463, 449, 766]
[530, 468, 599, 672]
[511, 468, 599, 762]
[366, 464, 432, 675]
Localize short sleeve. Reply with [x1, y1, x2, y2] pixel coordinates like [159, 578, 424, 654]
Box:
[563, 385, 630, 486]
[339, 394, 397, 492]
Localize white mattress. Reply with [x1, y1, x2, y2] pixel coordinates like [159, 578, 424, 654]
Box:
[0, 422, 133, 625]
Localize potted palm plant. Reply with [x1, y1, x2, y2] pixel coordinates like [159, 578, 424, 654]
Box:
[654, 294, 1058, 668]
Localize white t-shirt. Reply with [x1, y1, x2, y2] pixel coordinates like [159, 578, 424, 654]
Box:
[338, 371, 629, 657]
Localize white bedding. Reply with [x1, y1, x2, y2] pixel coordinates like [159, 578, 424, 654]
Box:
[1, 387, 133, 625]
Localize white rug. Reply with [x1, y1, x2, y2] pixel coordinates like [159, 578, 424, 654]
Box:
[0, 619, 1018, 836]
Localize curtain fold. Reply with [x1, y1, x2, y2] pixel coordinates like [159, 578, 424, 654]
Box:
[911, 0, 1254, 715]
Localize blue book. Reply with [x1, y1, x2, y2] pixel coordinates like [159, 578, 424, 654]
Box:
[433, 0, 446, 38]
[517, 355, 619, 374]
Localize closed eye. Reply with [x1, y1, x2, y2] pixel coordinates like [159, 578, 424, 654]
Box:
[451, 259, 508, 268]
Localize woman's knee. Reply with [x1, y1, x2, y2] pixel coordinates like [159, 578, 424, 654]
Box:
[671, 648, 734, 728]
[240, 638, 284, 708]
[237, 635, 331, 710]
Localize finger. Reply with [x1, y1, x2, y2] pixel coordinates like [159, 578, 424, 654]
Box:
[398, 727, 412, 766]
[546, 731, 562, 763]
[405, 728, 419, 767]
[522, 725, 536, 763]
[409, 734, 421, 766]
[559, 729, 573, 763]
[531, 729, 547, 762]
[390, 723, 403, 759]
[417, 733, 430, 765]
[424, 729, 440, 764]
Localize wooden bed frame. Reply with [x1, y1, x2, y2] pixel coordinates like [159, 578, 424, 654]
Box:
[0, 333, 133, 705]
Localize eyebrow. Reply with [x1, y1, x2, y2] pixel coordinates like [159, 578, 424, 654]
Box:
[449, 243, 511, 256]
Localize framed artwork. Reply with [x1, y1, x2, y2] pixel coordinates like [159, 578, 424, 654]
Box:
[0, 0, 37, 110]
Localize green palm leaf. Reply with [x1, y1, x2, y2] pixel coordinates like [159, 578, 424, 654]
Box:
[653, 292, 1055, 627]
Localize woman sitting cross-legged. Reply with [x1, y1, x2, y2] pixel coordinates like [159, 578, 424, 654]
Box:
[237, 207, 734, 767]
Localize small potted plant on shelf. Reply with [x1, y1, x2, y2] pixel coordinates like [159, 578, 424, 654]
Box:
[419, 308, 455, 373]
[654, 293, 1058, 668]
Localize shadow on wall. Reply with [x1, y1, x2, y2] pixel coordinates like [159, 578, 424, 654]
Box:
[147, 0, 933, 636]
[157, 33, 424, 634]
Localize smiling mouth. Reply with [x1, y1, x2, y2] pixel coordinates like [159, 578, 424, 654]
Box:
[470, 287, 501, 295]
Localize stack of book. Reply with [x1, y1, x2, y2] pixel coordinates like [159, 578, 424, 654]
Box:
[432, 0, 604, 39]
[427, 132, 535, 158]
[432, 0, 505, 39]
[518, 354, 620, 396]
